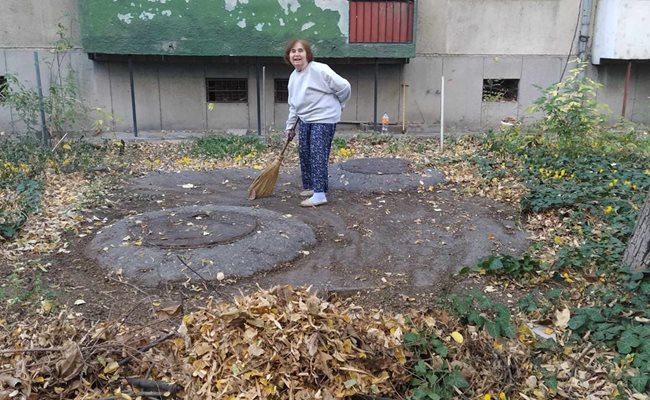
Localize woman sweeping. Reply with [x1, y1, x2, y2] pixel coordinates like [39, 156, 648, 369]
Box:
[284, 39, 351, 207]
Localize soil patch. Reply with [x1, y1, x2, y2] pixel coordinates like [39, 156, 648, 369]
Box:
[2, 160, 529, 322]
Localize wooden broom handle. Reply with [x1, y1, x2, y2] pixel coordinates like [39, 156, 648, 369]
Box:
[280, 120, 299, 157]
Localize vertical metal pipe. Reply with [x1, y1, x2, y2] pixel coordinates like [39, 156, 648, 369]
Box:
[440, 75, 445, 152]
[33, 52, 49, 146]
[256, 61, 262, 136]
[401, 83, 408, 133]
[128, 56, 138, 137]
[262, 65, 266, 135]
[578, 0, 593, 62]
[622, 61, 632, 117]
[373, 60, 378, 131]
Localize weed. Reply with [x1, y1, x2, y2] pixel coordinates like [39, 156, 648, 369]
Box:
[470, 254, 543, 278]
[193, 135, 266, 159]
[448, 289, 516, 338]
[0, 271, 55, 307]
[332, 137, 347, 149]
[403, 330, 469, 399]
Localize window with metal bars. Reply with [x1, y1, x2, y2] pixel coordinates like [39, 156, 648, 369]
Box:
[0, 76, 7, 103]
[206, 78, 248, 103]
[274, 79, 289, 103]
[349, 0, 414, 43]
[482, 79, 519, 102]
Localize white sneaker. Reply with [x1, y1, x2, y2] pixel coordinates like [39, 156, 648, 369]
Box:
[300, 198, 328, 207]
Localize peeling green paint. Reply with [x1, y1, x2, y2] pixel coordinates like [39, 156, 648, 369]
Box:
[80, 0, 415, 58]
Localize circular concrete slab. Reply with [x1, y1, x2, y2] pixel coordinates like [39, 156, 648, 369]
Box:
[87, 205, 316, 284]
[329, 157, 445, 192]
[132, 211, 257, 249]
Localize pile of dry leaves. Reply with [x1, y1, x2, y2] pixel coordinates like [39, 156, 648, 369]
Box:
[1, 285, 541, 400]
[0, 286, 410, 399]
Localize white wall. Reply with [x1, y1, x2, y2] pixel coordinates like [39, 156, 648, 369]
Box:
[593, 0, 650, 64]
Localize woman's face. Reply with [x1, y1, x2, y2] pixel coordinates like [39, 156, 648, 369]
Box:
[290, 42, 308, 71]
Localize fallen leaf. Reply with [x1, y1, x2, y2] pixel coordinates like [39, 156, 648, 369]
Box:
[555, 308, 570, 330]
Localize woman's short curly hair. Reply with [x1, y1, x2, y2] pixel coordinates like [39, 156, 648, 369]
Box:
[284, 39, 313, 65]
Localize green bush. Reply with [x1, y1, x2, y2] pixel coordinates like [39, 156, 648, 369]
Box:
[529, 61, 607, 148]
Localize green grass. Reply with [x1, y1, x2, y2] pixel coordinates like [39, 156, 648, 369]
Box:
[192, 135, 266, 159]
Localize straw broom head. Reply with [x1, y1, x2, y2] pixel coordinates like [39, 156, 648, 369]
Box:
[248, 122, 297, 200]
[247, 154, 285, 200]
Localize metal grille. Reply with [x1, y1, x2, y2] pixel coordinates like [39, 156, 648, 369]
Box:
[206, 78, 248, 103]
[482, 79, 519, 102]
[0, 76, 7, 102]
[274, 79, 289, 103]
[349, 0, 414, 43]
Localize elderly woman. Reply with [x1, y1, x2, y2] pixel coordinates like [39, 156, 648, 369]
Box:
[284, 39, 351, 207]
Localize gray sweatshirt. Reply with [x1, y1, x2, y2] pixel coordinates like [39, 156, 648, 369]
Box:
[285, 61, 351, 131]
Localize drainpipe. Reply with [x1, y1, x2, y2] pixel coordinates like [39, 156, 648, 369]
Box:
[578, 0, 593, 63]
[256, 61, 262, 136]
[33, 52, 49, 146]
[373, 60, 378, 132]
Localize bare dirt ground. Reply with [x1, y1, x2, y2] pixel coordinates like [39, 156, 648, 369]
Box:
[8, 163, 529, 325]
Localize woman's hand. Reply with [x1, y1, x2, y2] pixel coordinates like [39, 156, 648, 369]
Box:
[284, 129, 296, 142]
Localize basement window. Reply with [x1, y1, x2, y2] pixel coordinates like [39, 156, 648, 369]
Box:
[482, 79, 519, 102]
[274, 79, 289, 103]
[206, 78, 248, 103]
[0, 76, 7, 103]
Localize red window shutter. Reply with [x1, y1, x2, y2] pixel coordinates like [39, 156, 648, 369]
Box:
[349, 1, 414, 43]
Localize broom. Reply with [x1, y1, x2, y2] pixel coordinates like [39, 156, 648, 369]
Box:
[247, 121, 298, 200]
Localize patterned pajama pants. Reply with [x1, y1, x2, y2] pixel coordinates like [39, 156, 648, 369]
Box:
[298, 121, 337, 193]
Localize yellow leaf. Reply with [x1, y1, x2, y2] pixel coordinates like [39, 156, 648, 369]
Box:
[33, 376, 45, 383]
[253, 165, 263, 170]
[62, 143, 71, 150]
[41, 300, 53, 313]
[483, 394, 492, 400]
[103, 361, 119, 374]
[450, 331, 464, 344]
[499, 392, 506, 400]
[183, 314, 194, 325]
[394, 347, 406, 364]
[554, 236, 562, 245]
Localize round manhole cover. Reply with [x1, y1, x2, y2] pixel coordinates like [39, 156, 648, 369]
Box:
[340, 158, 410, 175]
[130, 211, 258, 249]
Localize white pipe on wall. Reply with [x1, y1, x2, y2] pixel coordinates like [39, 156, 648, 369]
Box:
[440, 76, 445, 152]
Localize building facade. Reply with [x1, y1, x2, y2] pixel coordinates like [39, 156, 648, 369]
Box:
[1, 0, 649, 135]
